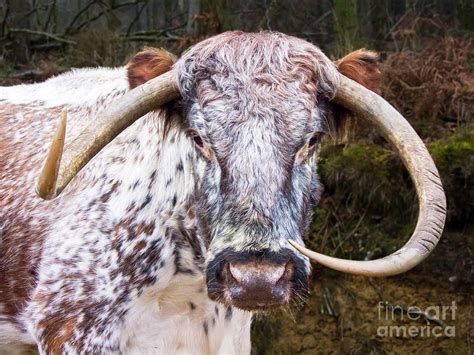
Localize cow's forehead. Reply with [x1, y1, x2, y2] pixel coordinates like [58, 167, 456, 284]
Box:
[185, 96, 320, 170]
[199, 96, 315, 148]
[176, 31, 340, 105]
[177, 32, 338, 151]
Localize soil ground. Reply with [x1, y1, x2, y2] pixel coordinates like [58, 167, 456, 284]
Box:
[252, 227, 473, 354]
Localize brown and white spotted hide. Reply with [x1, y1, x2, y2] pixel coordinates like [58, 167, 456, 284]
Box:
[0, 31, 379, 354]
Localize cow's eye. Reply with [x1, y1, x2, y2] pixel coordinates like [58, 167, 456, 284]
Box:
[187, 129, 214, 160]
[189, 130, 204, 149]
[192, 134, 204, 148]
[308, 132, 323, 148]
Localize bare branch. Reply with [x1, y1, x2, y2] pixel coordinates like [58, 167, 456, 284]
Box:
[1, 0, 10, 37]
[124, 22, 186, 37]
[126, 1, 148, 36]
[9, 28, 76, 45]
[258, 0, 277, 31]
[43, 0, 57, 32]
[73, 1, 141, 35]
[63, 0, 99, 36]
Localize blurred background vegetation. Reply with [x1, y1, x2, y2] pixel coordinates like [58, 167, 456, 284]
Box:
[0, 0, 473, 353]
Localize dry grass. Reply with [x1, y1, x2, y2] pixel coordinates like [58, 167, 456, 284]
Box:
[381, 36, 474, 138]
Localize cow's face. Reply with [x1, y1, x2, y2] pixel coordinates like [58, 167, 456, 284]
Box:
[126, 32, 379, 311]
[174, 32, 342, 310]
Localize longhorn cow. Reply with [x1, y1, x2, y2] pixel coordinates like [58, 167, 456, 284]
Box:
[0, 31, 446, 354]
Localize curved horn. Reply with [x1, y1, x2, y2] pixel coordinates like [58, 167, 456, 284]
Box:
[36, 69, 180, 200]
[289, 75, 447, 277]
[36, 110, 67, 199]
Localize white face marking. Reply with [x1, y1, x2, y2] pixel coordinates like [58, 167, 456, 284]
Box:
[177, 33, 338, 277]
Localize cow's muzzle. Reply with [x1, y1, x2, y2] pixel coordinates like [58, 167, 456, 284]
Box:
[206, 248, 309, 311]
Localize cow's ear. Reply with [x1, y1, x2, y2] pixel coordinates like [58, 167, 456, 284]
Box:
[330, 50, 381, 142]
[127, 47, 177, 89]
[335, 49, 380, 93]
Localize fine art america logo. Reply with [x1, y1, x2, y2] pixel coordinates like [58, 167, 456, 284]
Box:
[377, 301, 456, 338]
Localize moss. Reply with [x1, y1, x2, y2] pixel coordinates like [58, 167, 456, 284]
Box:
[429, 130, 474, 169]
[429, 129, 474, 223]
[305, 142, 417, 259]
[319, 142, 414, 218]
[307, 129, 473, 259]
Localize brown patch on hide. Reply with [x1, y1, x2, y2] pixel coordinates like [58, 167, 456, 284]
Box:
[0, 104, 63, 322]
[0, 216, 48, 320]
[100, 181, 121, 203]
[40, 316, 77, 354]
[127, 47, 177, 89]
[134, 240, 147, 252]
[139, 220, 156, 236]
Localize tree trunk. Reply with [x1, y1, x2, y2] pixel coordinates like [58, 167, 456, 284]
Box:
[9, 0, 31, 62]
[186, 0, 200, 35]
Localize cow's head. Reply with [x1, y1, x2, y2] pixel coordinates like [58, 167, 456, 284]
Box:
[173, 33, 379, 309]
[36, 32, 446, 311]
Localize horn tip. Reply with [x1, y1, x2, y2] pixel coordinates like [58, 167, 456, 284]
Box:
[35, 184, 55, 200]
[35, 110, 68, 200]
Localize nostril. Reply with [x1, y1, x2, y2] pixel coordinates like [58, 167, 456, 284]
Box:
[282, 260, 294, 282]
[221, 261, 232, 281]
